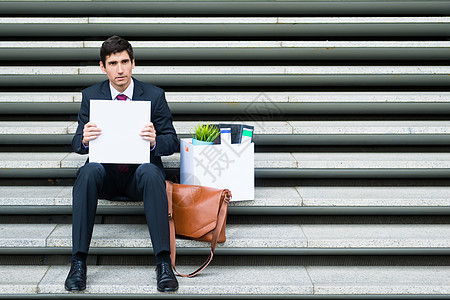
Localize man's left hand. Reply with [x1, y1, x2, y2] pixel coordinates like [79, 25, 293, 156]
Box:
[140, 122, 156, 148]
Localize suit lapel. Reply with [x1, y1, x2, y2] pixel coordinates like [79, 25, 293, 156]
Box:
[132, 78, 145, 101]
[100, 80, 113, 100]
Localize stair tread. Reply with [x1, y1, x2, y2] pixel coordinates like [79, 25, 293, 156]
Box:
[2, 91, 449, 103]
[1, 186, 449, 208]
[4, 265, 449, 296]
[4, 152, 450, 169]
[1, 223, 449, 249]
[1, 66, 448, 87]
[2, 40, 450, 48]
[1, 16, 449, 24]
[1, 0, 449, 16]
[2, 65, 449, 75]
[3, 120, 450, 135]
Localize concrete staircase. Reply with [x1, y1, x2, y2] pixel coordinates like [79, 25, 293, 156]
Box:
[0, 0, 449, 298]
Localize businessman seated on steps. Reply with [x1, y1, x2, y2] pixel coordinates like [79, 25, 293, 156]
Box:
[65, 35, 179, 292]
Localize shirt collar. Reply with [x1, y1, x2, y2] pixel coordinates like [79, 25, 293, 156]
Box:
[110, 78, 134, 100]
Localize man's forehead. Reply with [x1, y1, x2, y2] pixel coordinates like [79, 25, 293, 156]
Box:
[105, 51, 131, 61]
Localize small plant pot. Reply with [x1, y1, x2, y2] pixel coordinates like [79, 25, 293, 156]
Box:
[192, 138, 214, 145]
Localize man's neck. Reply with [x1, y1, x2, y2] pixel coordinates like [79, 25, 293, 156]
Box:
[109, 78, 134, 100]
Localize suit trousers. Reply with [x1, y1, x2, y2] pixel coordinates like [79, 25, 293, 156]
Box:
[72, 162, 170, 257]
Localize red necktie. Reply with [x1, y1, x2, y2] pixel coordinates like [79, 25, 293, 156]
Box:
[117, 94, 127, 101]
[116, 94, 129, 173]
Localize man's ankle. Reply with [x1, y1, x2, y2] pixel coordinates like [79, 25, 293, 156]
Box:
[155, 251, 171, 265]
[73, 251, 88, 263]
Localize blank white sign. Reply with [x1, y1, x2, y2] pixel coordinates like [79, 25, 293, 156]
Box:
[89, 100, 151, 164]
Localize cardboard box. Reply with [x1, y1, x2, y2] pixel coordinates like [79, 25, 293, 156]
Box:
[180, 138, 254, 201]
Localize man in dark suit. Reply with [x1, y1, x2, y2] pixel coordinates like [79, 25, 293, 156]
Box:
[65, 36, 179, 292]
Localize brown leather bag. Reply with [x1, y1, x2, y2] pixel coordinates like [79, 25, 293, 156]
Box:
[165, 180, 231, 277]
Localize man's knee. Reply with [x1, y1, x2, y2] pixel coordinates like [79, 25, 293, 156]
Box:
[77, 162, 105, 179]
[136, 163, 165, 182]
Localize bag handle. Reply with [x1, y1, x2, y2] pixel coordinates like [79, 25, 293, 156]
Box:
[165, 180, 231, 277]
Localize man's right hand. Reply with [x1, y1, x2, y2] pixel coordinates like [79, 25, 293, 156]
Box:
[82, 122, 102, 146]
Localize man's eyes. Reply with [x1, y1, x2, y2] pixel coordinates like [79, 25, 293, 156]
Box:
[108, 60, 130, 66]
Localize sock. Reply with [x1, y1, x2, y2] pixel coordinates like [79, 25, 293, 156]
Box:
[155, 251, 171, 265]
[73, 251, 88, 263]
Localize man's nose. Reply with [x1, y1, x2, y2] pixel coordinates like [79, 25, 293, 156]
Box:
[117, 63, 124, 73]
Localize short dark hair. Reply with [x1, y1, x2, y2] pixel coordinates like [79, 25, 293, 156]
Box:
[100, 36, 134, 66]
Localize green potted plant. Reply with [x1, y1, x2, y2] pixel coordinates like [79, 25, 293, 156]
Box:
[191, 122, 220, 145]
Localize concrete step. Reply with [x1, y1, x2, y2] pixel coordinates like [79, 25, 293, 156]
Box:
[2, 41, 449, 61]
[1, 0, 448, 15]
[3, 120, 450, 145]
[0, 17, 448, 37]
[1, 66, 449, 87]
[2, 186, 449, 215]
[2, 265, 449, 297]
[3, 152, 450, 178]
[1, 223, 449, 255]
[2, 91, 450, 114]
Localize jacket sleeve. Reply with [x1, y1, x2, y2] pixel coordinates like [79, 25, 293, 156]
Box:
[71, 91, 90, 154]
[152, 91, 179, 157]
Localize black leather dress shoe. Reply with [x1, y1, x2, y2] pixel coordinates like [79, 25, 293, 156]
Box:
[156, 262, 179, 292]
[64, 258, 87, 291]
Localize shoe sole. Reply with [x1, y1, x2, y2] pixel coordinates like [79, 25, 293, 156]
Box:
[65, 286, 86, 292]
[157, 286, 179, 292]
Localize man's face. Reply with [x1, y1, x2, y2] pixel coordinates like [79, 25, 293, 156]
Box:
[100, 50, 135, 92]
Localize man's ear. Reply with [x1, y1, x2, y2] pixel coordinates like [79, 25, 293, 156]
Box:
[132, 59, 135, 69]
[99, 61, 106, 73]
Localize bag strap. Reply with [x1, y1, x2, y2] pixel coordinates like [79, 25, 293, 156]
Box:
[165, 180, 231, 277]
[165, 180, 176, 270]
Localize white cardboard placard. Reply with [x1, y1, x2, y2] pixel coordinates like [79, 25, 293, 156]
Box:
[89, 100, 151, 164]
[180, 138, 254, 201]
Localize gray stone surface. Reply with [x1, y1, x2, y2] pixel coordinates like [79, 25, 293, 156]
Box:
[4, 120, 450, 136]
[287, 91, 450, 103]
[290, 120, 450, 134]
[301, 224, 450, 248]
[167, 91, 288, 103]
[3, 91, 449, 104]
[2, 223, 444, 250]
[38, 265, 312, 295]
[298, 186, 450, 207]
[230, 186, 302, 207]
[6, 185, 449, 208]
[2, 65, 450, 76]
[5, 152, 450, 171]
[47, 224, 152, 248]
[0, 266, 49, 294]
[5, 40, 450, 49]
[81, 65, 450, 76]
[46, 224, 307, 249]
[2, 186, 301, 208]
[0, 152, 69, 168]
[2, 16, 449, 25]
[0, 17, 88, 24]
[5, 265, 449, 296]
[255, 152, 297, 168]
[292, 152, 450, 169]
[0, 224, 56, 247]
[0, 92, 79, 103]
[0, 121, 76, 134]
[0, 41, 83, 48]
[307, 266, 450, 295]
[57, 152, 300, 170]
[60, 152, 87, 168]
[0, 66, 79, 75]
[0, 186, 64, 206]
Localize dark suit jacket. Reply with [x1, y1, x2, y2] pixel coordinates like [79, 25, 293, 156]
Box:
[72, 78, 178, 173]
